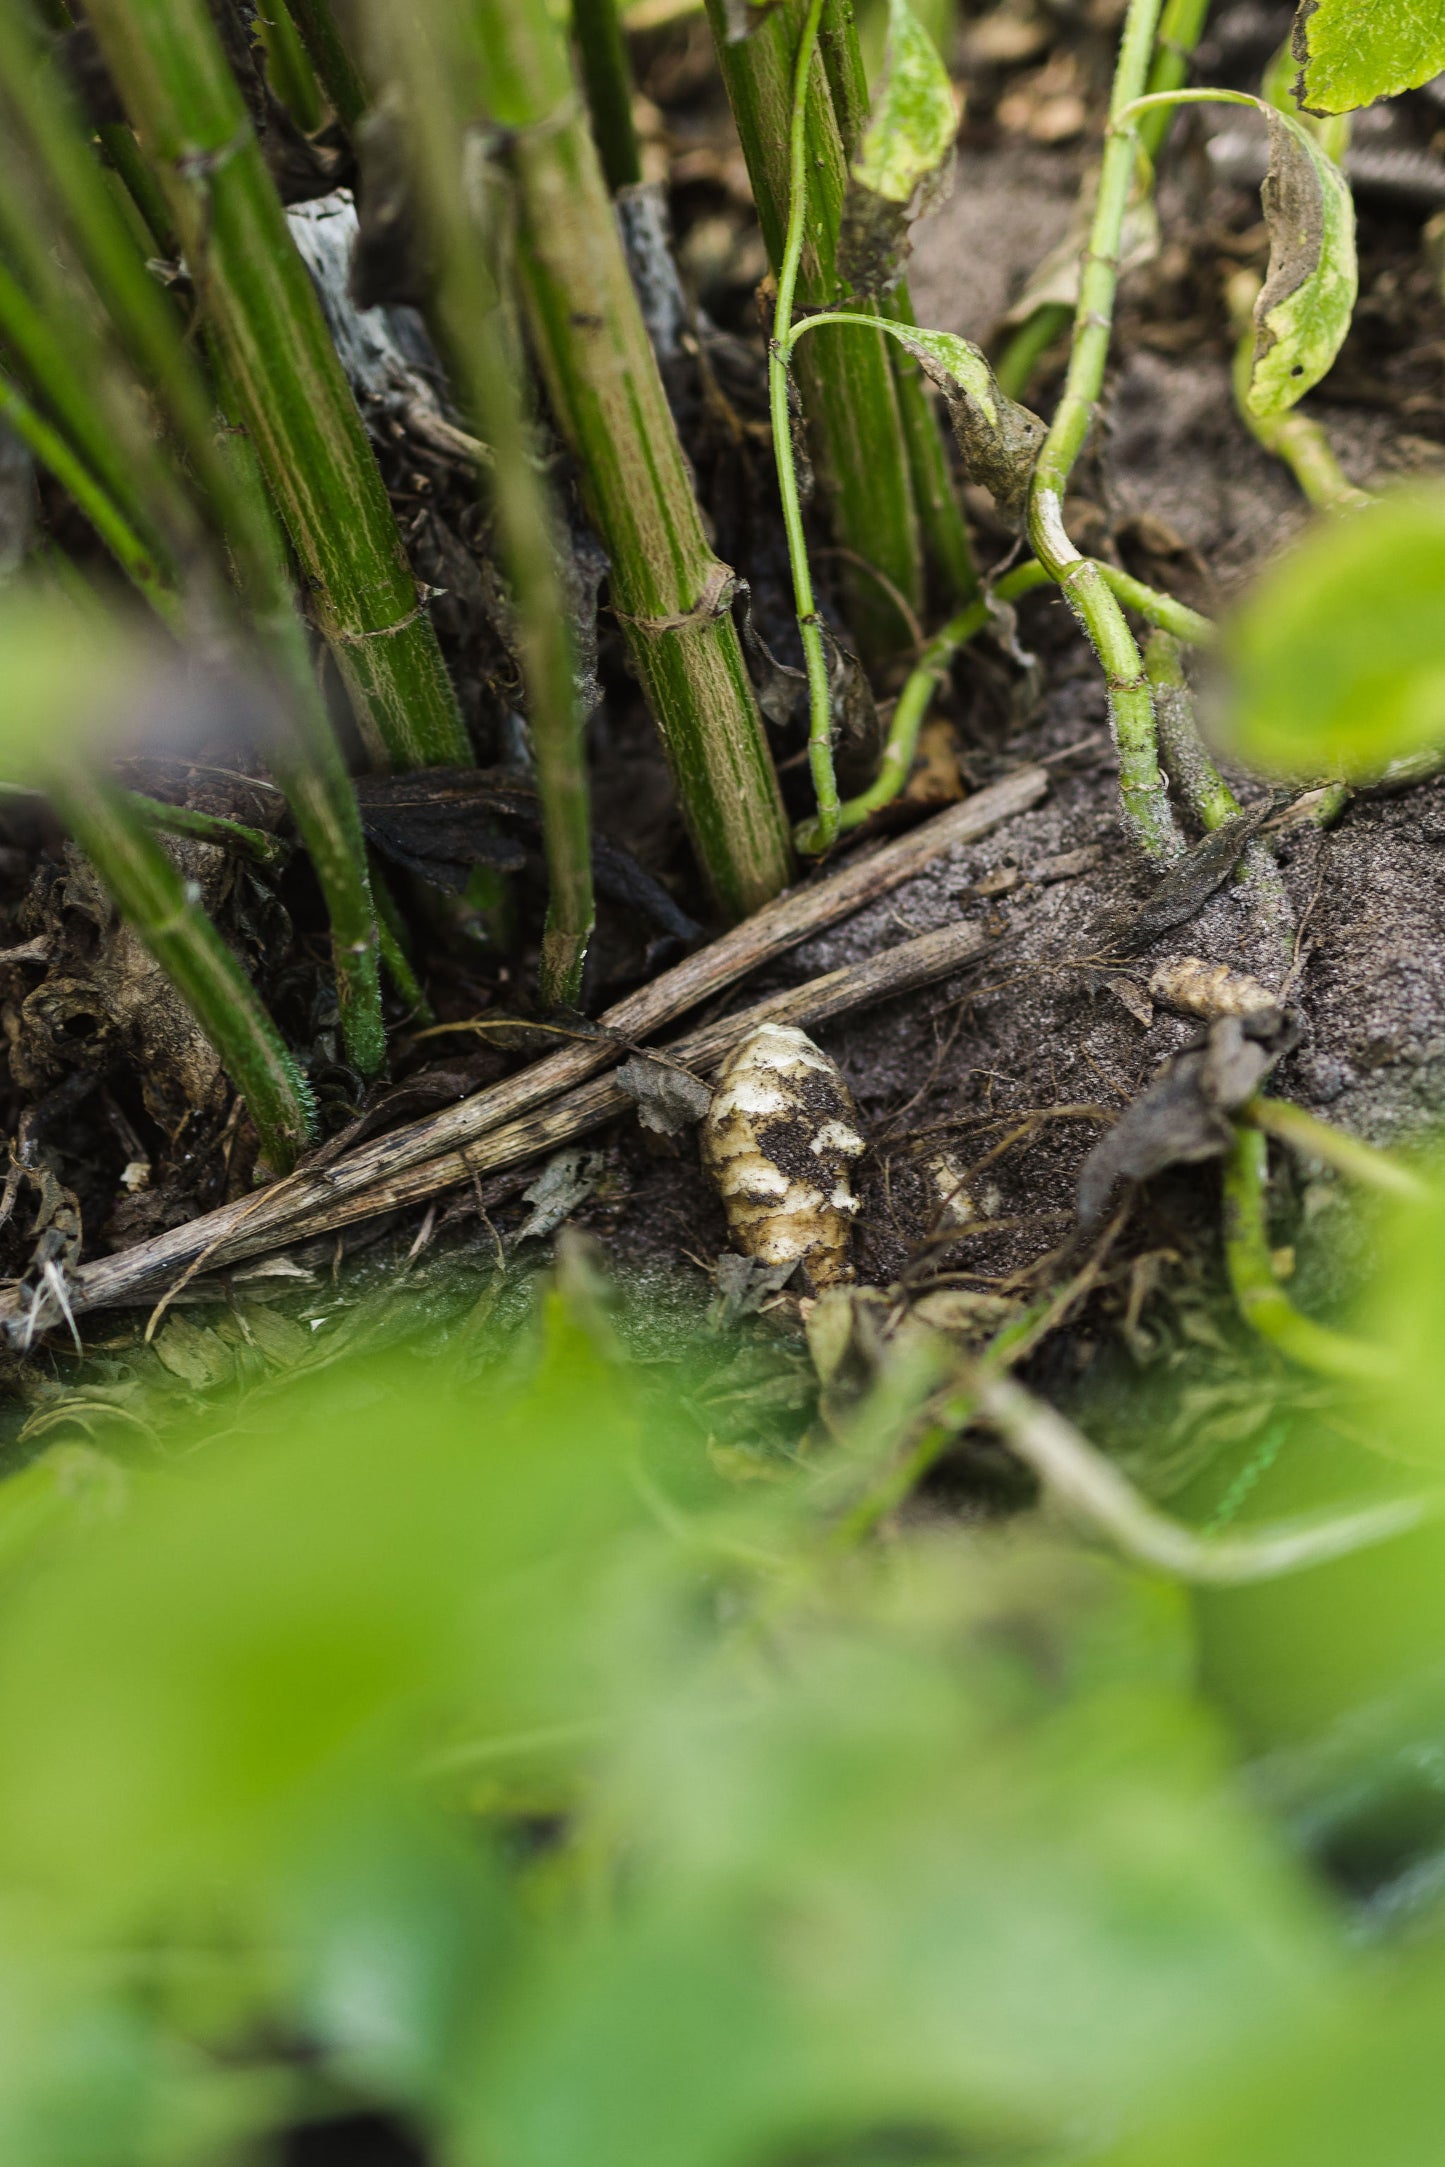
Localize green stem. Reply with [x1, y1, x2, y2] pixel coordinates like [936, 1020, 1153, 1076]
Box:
[882, 283, 978, 609]
[1243, 1097, 1433, 1203]
[211, 377, 386, 1074]
[127, 791, 287, 866]
[1226, 276, 1368, 513]
[0, 367, 179, 622]
[79, 0, 469, 769]
[370, 860, 433, 1023]
[1098, 563, 1213, 644]
[1026, 0, 1179, 860]
[0, 253, 180, 578]
[573, 0, 643, 192]
[1222, 1127, 1394, 1383]
[97, 122, 176, 253]
[828, 560, 1050, 835]
[772, 0, 839, 855]
[1136, 0, 1214, 158]
[813, 1, 976, 608]
[255, 2, 324, 135]
[994, 301, 1072, 404]
[361, 0, 595, 1005]
[705, 0, 925, 665]
[48, 770, 315, 1172]
[469, 0, 793, 920]
[282, 0, 369, 130]
[1144, 627, 1239, 830]
[994, 1, 1212, 402]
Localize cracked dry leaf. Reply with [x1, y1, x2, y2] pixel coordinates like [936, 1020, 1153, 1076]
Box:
[702, 1023, 865, 1290]
[839, 0, 958, 297]
[1291, 0, 1445, 116]
[1247, 107, 1357, 419]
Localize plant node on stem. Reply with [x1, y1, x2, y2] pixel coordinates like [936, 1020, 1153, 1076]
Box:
[1025, 0, 1182, 862]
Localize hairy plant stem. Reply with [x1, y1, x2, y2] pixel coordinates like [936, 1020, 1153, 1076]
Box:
[995, 0, 1212, 400]
[1222, 1127, 1394, 1383]
[573, 0, 643, 192]
[773, 0, 840, 855]
[79, 0, 469, 769]
[705, 0, 926, 664]
[360, 0, 594, 1006]
[47, 770, 316, 1171]
[1026, 0, 1180, 861]
[473, 0, 792, 920]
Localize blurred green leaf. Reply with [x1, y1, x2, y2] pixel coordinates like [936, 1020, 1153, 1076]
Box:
[1291, 0, 1445, 118]
[1220, 489, 1445, 778]
[1245, 107, 1357, 419]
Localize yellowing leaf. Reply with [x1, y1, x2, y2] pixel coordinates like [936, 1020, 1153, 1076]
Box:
[1246, 107, 1357, 419]
[1220, 488, 1445, 780]
[838, 0, 957, 296]
[1291, 0, 1445, 117]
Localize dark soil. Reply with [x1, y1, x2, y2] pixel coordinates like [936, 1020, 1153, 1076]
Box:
[5, 0, 1445, 1404]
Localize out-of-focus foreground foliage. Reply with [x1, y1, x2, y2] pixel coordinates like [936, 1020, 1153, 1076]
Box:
[3, 1200, 1445, 2165]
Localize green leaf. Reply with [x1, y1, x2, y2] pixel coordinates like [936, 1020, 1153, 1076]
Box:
[1291, 0, 1445, 117]
[891, 326, 1046, 523]
[838, 0, 957, 296]
[1246, 107, 1357, 419]
[1220, 488, 1445, 780]
[1262, 35, 1351, 164]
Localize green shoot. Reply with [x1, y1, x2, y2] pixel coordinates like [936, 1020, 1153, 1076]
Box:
[1222, 1127, 1396, 1382]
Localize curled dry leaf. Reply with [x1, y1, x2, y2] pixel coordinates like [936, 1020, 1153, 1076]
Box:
[701, 1022, 865, 1290]
[891, 328, 1046, 525]
[838, 0, 958, 298]
[1248, 107, 1357, 419]
[1077, 1013, 1293, 1229]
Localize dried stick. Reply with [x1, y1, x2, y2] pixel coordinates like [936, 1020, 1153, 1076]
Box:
[2, 767, 1046, 1329]
[190, 917, 999, 1261]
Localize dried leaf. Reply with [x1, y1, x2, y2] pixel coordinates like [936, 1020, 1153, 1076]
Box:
[893, 328, 1047, 525]
[615, 1055, 713, 1140]
[709, 1252, 798, 1331]
[1082, 810, 1270, 959]
[1247, 108, 1357, 419]
[1077, 1015, 1290, 1229]
[514, 1149, 606, 1246]
[1291, 0, 1445, 117]
[838, 0, 957, 297]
